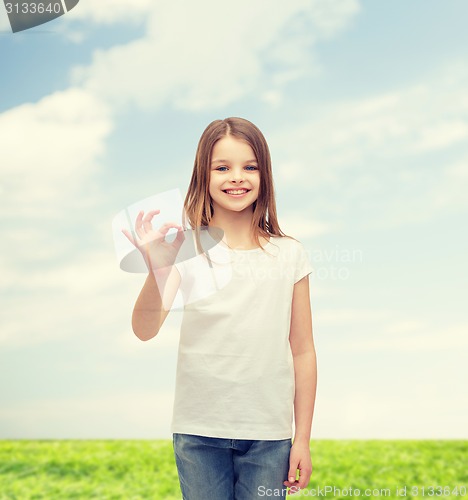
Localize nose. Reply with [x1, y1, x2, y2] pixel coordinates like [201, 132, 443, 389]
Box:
[230, 167, 245, 184]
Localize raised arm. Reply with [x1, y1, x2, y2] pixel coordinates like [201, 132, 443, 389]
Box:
[131, 265, 181, 341]
[121, 209, 185, 341]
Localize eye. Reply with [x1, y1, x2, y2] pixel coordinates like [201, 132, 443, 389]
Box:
[214, 165, 259, 173]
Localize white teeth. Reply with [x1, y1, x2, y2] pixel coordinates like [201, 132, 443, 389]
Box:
[225, 190, 248, 194]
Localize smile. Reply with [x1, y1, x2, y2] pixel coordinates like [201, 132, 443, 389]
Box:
[223, 189, 251, 197]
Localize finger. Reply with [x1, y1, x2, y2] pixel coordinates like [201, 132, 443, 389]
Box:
[298, 471, 312, 489]
[287, 468, 297, 484]
[295, 466, 311, 489]
[158, 222, 181, 235]
[290, 484, 301, 495]
[298, 477, 309, 489]
[135, 210, 145, 240]
[121, 228, 136, 246]
[283, 481, 300, 495]
[175, 225, 186, 243]
[142, 209, 160, 233]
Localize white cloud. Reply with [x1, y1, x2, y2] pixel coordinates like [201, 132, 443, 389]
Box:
[0, 243, 187, 349]
[68, 0, 153, 25]
[274, 60, 468, 177]
[68, 0, 360, 113]
[270, 58, 468, 228]
[279, 211, 333, 240]
[313, 310, 468, 438]
[0, 85, 119, 349]
[306, 0, 361, 39]
[276, 161, 305, 183]
[329, 321, 467, 352]
[413, 120, 468, 153]
[0, 248, 132, 346]
[261, 90, 283, 108]
[0, 87, 113, 218]
[0, 390, 176, 439]
[430, 155, 468, 211]
[317, 307, 391, 325]
[315, 386, 468, 439]
[0, 89, 116, 353]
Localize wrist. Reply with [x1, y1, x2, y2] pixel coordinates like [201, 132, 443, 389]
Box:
[151, 265, 172, 279]
[292, 435, 311, 446]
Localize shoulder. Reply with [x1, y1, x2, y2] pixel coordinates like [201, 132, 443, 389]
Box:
[271, 235, 311, 268]
[270, 234, 304, 252]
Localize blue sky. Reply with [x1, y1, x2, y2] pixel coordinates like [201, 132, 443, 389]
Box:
[0, 0, 467, 440]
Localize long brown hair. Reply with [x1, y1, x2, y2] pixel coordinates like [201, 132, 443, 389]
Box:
[181, 117, 295, 257]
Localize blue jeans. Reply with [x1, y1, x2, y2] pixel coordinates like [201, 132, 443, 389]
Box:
[173, 433, 293, 499]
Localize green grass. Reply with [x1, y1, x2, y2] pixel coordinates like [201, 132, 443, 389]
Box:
[0, 440, 466, 499]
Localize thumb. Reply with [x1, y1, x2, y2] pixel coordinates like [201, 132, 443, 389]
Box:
[175, 226, 186, 243]
[288, 467, 297, 483]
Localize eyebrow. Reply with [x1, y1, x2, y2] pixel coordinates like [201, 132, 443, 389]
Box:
[211, 159, 258, 164]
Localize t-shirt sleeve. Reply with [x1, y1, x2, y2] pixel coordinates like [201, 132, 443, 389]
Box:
[294, 240, 314, 284]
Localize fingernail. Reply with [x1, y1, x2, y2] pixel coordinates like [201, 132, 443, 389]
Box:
[289, 476, 295, 482]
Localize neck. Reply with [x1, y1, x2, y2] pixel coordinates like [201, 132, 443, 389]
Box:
[209, 205, 256, 248]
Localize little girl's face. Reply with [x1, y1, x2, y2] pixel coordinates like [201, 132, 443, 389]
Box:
[209, 135, 260, 215]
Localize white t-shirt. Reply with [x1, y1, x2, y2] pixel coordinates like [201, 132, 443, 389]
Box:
[171, 234, 313, 440]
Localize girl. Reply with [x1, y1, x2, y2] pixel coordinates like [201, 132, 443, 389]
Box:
[122, 117, 317, 499]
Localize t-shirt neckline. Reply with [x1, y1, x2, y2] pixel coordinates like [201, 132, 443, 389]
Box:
[219, 236, 273, 253]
